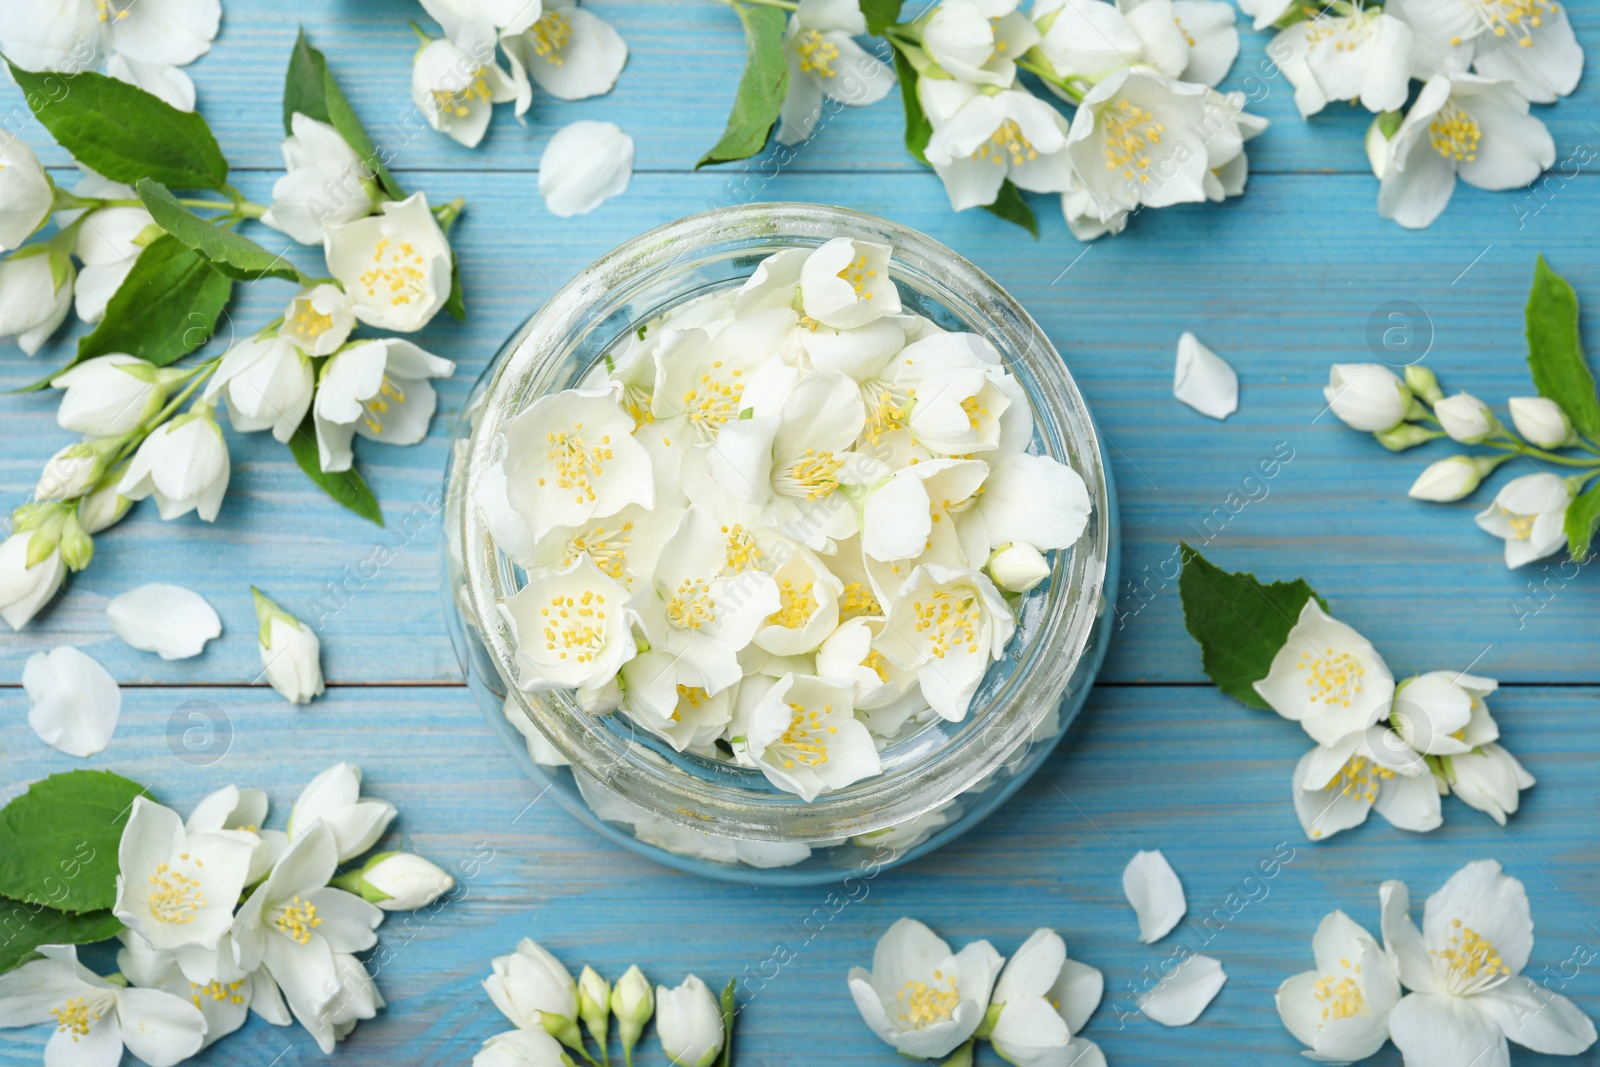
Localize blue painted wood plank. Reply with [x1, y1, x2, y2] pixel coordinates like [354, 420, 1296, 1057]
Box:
[0, 1, 1596, 178]
[1, 683, 1595, 1066]
[4, 170, 1600, 686]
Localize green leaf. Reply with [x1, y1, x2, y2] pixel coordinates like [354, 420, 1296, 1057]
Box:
[287, 413, 384, 525]
[718, 977, 737, 1067]
[284, 29, 333, 131]
[324, 65, 406, 202]
[136, 179, 307, 283]
[75, 236, 233, 367]
[892, 48, 932, 164]
[0, 902, 122, 975]
[1565, 479, 1600, 562]
[1178, 543, 1326, 709]
[0, 771, 155, 914]
[696, 2, 789, 168]
[444, 251, 466, 321]
[982, 180, 1039, 238]
[861, 0, 906, 35]
[1526, 255, 1600, 439]
[6, 63, 228, 190]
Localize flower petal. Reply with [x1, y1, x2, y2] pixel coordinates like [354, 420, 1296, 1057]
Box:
[106, 583, 222, 660]
[1422, 859, 1533, 977]
[993, 928, 1065, 1003]
[23, 646, 120, 757]
[1476, 975, 1597, 1055]
[1123, 850, 1186, 943]
[1138, 953, 1225, 1026]
[539, 120, 634, 218]
[1388, 992, 1509, 1067]
[1173, 331, 1238, 420]
[114, 986, 207, 1067]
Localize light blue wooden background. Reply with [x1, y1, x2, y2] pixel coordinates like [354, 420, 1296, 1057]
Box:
[3, 2, 1599, 1064]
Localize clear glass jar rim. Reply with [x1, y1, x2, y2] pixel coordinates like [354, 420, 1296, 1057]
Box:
[455, 202, 1112, 842]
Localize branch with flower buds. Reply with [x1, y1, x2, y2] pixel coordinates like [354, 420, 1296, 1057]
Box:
[1323, 255, 1600, 569]
[0, 32, 470, 632]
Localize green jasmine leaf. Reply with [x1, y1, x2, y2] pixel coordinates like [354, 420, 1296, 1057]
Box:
[136, 179, 308, 284]
[284, 29, 333, 130]
[718, 977, 737, 1067]
[6, 63, 228, 190]
[1565, 480, 1600, 562]
[0, 771, 155, 914]
[892, 48, 932, 164]
[1525, 254, 1600, 439]
[697, 2, 789, 169]
[1178, 543, 1326, 709]
[287, 412, 385, 526]
[323, 63, 407, 202]
[982, 180, 1039, 238]
[861, 0, 906, 36]
[75, 236, 233, 366]
[0, 902, 122, 975]
[444, 251, 466, 321]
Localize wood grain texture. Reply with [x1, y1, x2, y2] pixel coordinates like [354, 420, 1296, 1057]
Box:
[2, 2, 1600, 1064]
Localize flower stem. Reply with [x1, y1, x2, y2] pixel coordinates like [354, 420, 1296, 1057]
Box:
[109, 360, 222, 469]
[1479, 439, 1600, 468]
[1015, 58, 1085, 102]
[96, 196, 267, 218]
[717, 0, 799, 9]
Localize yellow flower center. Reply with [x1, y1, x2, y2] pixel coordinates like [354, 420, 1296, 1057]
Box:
[272, 896, 323, 945]
[1434, 919, 1513, 991]
[972, 119, 1039, 166]
[358, 237, 428, 308]
[863, 648, 891, 683]
[681, 361, 746, 436]
[896, 970, 960, 1027]
[862, 385, 910, 445]
[566, 522, 634, 581]
[538, 590, 610, 664]
[767, 578, 818, 629]
[960, 394, 990, 430]
[796, 29, 839, 77]
[1295, 647, 1367, 708]
[1314, 975, 1366, 1021]
[1472, 0, 1553, 47]
[52, 997, 101, 1039]
[778, 700, 837, 769]
[911, 587, 982, 659]
[836, 253, 877, 301]
[667, 578, 717, 630]
[1102, 98, 1165, 184]
[539, 422, 614, 506]
[431, 70, 496, 118]
[784, 449, 846, 500]
[673, 684, 710, 721]
[531, 11, 573, 64]
[294, 303, 335, 338]
[839, 581, 881, 620]
[1430, 103, 1482, 162]
[1506, 513, 1535, 540]
[95, 0, 129, 21]
[1335, 755, 1395, 803]
[722, 524, 762, 572]
[147, 854, 207, 925]
[191, 979, 247, 1007]
[362, 376, 405, 435]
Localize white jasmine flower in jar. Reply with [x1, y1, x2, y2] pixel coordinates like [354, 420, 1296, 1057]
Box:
[752, 545, 843, 656]
[1277, 910, 1401, 1062]
[848, 917, 1004, 1059]
[314, 338, 456, 472]
[323, 192, 453, 332]
[412, 36, 517, 148]
[922, 0, 1040, 87]
[877, 564, 1015, 721]
[1253, 599, 1396, 746]
[923, 86, 1075, 212]
[860, 457, 990, 566]
[737, 237, 902, 331]
[816, 616, 920, 730]
[1373, 72, 1554, 231]
[618, 650, 736, 753]
[1271, 6, 1414, 117]
[741, 673, 880, 801]
[502, 558, 637, 692]
[501, 0, 629, 110]
[261, 114, 380, 246]
[777, 0, 896, 145]
[1473, 471, 1573, 568]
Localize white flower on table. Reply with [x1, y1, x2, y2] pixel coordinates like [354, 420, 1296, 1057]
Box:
[413, 36, 518, 148]
[1386, 0, 1582, 102]
[23, 645, 120, 757]
[1507, 396, 1576, 449]
[1292, 724, 1439, 840]
[1323, 363, 1410, 433]
[1064, 68, 1213, 220]
[986, 927, 1106, 1067]
[484, 937, 586, 1051]
[923, 0, 1041, 87]
[777, 0, 896, 145]
[0, 944, 206, 1067]
[203, 334, 315, 444]
[1372, 72, 1554, 231]
[1029, 0, 1146, 89]
[877, 564, 1015, 721]
[313, 337, 456, 473]
[1165, 0, 1243, 87]
[741, 673, 881, 801]
[285, 762, 398, 862]
[0, 529, 66, 630]
[0, 0, 220, 78]
[848, 917, 1005, 1059]
[261, 114, 380, 246]
[116, 929, 286, 1048]
[501, 0, 629, 110]
[60, 173, 153, 325]
[923, 85, 1075, 213]
[1390, 670, 1496, 756]
[253, 587, 325, 706]
[1277, 910, 1401, 1063]
[1381, 860, 1598, 1065]
[117, 404, 231, 522]
[1253, 598, 1397, 746]
[281, 283, 357, 356]
[538, 120, 634, 218]
[352, 851, 455, 911]
[1446, 743, 1535, 825]
[323, 192, 453, 332]
[656, 974, 724, 1067]
[1433, 391, 1494, 443]
[1271, 6, 1414, 117]
[186, 783, 284, 886]
[52, 354, 175, 437]
[1473, 471, 1573, 568]
[0, 132, 53, 252]
[475, 1029, 571, 1067]
[502, 558, 637, 692]
[0, 251, 73, 356]
[113, 796, 254, 953]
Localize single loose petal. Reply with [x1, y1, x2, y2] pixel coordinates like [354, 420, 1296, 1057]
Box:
[23, 646, 121, 757]
[1138, 954, 1225, 1026]
[538, 121, 634, 218]
[1172, 332, 1238, 419]
[1123, 850, 1186, 944]
[106, 583, 222, 660]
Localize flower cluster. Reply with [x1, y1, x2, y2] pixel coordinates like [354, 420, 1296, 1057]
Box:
[1181, 549, 1536, 841]
[1253, 0, 1580, 228]
[849, 918, 1105, 1065]
[1322, 256, 1600, 569]
[0, 764, 455, 1063]
[1, 0, 221, 110]
[481, 237, 1091, 801]
[476, 937, 734, 1067]
[0, 35, 463, 632]
[1277, 860, 1597, 1065]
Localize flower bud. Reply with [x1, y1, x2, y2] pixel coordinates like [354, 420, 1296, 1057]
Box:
[1374, 423, 1438, 452]
[0, 132, 53, 252]
[1433, 392, 1493, 444]
[1507, 397, 1576, 449]
[655, 975, 724, 1067]
[78, 480, 133, 534]
[36, 440, 112, 500]
[13, 501, 67, 566]
[1402, 365, 1443, 404]
[1324, 363, 1408, 432]
[0, 529, 65, 630]
[578, 966, 611, 1049]
[1408, 456, 1499, 502]
[987, 542, 1051, 593]
[350, 851, 454, 910]
[610, 965, 654, 1065]
[57, 511, 93, 572]
[253, 587, 324, 705]
[1366, 113, 1401, 178]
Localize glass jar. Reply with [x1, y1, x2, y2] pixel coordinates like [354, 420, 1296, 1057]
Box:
[442, 203, 1118, 885]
